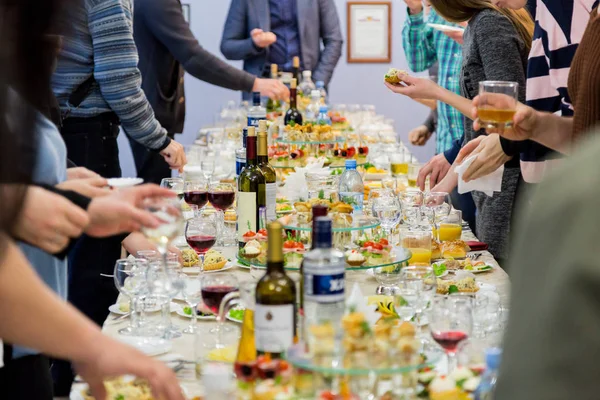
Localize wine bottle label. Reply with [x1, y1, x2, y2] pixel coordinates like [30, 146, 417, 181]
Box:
[303, 263, 345, 303]
[254, 304, 294, 353]
[237, 192, 257, 242]
[265, 183, 277, 222]
[339, 192, 364, 215]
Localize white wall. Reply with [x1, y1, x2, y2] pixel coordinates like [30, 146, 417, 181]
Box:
[118, 0, 435, 177]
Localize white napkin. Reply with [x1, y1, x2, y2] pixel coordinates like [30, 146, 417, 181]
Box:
[455, 155, 503, 197]
[281, 159, 329, 201]
[345, 283, 380, 328]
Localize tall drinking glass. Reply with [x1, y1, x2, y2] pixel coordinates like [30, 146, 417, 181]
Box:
[430, 296, 473, 373]
[407, 164, 422, 188]
[114, 259, 148, 335]
[146, 260, 185, 339]
[200, 273, 239, 348]
[437, 209, 462, 242]
[477, 81, 519, 130]
[208, 182, 236, 246]
[401, 229, 432, 265]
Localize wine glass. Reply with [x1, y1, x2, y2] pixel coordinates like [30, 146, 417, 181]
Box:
[373, 263, 403, 295]
[146, 260, 185, 339]
[401, 266, 437, 338]
[393, 278, 420, 321]
[201, 160, 216, 182]
[114, 259, 148, 336]
[372, 195, 401, 238]
[160, 177, 184, 201]
[184, 179, 208, 209]
[208, 182, 236, 246]
[423, 191, 452, 232]
[430, 296, 473, 373]
[200, 273, 239, 348]
[137, 250, 159, 261]
[366, 188, 394, 217]
[399, 191, 423, 229]
[181, 274, 203, 334]
[185, 215, 218, 270]
[140, 197, 184, 267]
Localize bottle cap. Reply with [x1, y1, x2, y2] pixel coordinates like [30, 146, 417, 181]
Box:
[311, 90, 321, 99]
[345, 159, 357, 169]
[252, 92, 261, 105]
[316, 81, 325, 88]
[303, 70, 312, 77]
[485, 347, 502, 370]
[313, 216, 333, 248]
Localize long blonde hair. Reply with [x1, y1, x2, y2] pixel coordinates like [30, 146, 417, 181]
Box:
[430, 0, 534, 51]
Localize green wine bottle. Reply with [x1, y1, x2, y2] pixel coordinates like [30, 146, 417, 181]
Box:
[237, 126, 266, 249]
[284, 78, 303, 126]
[257, 120, 277, 222]
[254, 221, 297, 359]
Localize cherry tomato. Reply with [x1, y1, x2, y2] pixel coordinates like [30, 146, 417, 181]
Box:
[243, 231, 257, 239]
[283, 241, 296, 249]
[257, 229, 268, 237]
[363, 241, 375, 248]
[379, 238, 389, 246]
[372, 243, 384, 251]
[294, 242, 305, 250]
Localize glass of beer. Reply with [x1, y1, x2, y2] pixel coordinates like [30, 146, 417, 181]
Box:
[408, 163, 422, 188]
[477, 81, 519, 129]
[391, 149, 410, 177]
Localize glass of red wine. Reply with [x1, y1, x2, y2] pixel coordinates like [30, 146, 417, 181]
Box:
[200, 272, 239, 347]
[185, 215, 218, 271]
[429, 295, 473, 373]
[208, 182, 236, 247]
[184, 179, 208, 210]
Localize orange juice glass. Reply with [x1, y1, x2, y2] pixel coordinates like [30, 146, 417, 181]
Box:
[437, 209, 463, 241]
[402, 229, 432, 265]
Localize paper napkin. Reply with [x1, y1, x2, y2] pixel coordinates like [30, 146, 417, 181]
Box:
[455, 155, 503, 197]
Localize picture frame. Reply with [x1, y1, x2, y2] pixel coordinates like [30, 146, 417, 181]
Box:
[347, 1, 392, 63]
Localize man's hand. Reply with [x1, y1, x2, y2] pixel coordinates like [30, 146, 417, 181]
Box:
[12, 187, 90, 253]
[251, 29, 277, 48]
[384, 74, 442, 100]
[253, 78, 290, 102]
[455, 134, 512, 182]
[160, 140, 187, 173]
[472, 95, 538, 141]
[417, 153, 452, 191]
[74, 337, 184, 400]
[57, 178, 110, 198]
[408, 125, 432, 146]
[404, 0, 423, 14]
[85, 184, 175, 237]
[67, 167, 100, 180]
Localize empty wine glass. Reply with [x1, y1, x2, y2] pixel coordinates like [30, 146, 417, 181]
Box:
[373, 263, 403, 295]
[184, 179, 208, 209]
[160, 177, 184, 201]
[208, 182, 236, 246]
[146, 260, 185, 339]
[114, 259, 148, 336]
[181, 274, 203, 334]
[372, 195, 401, 238]
[200, 273, 239, 348]
[401, 266, 437, 337]
[430, 296, 473, 373]
[400, 191, 424, 229]
[201, 160, 216, 182]
[185, 215, 218, 271]
[423, 191, 452, 230]
[394, 278, 420, 321]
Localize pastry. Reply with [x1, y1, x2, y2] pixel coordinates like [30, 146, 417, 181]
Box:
[441, 240, 470, 259]
[383, 68, 407, 84]
[345, 250, 366, 266]
[431, 240, 442, 260]
[331, 202, 353, 214]
[203, 250, 227, 271]
[428, 376, 462, 400]
[293, 201, 311, 213]
[436, 277, 479, 294]
[243, 245, 261, 259]
[182, 248, 199, 267]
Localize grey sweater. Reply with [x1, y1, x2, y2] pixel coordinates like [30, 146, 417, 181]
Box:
[460, 8, 529, 260]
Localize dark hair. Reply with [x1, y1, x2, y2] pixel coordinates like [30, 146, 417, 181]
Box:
[0, 0, 68, 253]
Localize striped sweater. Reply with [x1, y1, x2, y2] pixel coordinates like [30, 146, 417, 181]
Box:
[520, 0, 598, 183]
[52, 0, 170, 151]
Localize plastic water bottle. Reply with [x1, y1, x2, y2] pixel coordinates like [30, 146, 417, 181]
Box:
[305, 90, 321, 124]
[247, 92, 266, 128]
[299, 70, 316, 98]
[474, 348, 502, 400]
[316, 105, 331, 126]
[316, 80, 327, 104]
[302, 217, 345, 356]
[338, 159, 364, 214]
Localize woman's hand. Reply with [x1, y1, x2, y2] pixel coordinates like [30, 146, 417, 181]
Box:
[455, 134, 512, 182]
[67, 167, 100, 180]
[57, 178, 109, 198]
[472, 95, 539, 141]
[384, 74, 442, 100]
[417, 153, 451, 190]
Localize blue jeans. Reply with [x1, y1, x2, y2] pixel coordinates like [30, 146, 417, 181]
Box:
[450, 188, 477, 235]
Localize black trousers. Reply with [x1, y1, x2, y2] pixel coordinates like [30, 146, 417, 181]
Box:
[128, 132, 174, 185]
[0, 345, 53, 399]
[52, 113, 124, 396]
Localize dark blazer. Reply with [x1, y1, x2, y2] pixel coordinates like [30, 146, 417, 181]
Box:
[134, 0, 256, 133]
[220, 0, 343, 99]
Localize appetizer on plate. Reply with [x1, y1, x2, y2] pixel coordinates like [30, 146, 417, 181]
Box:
[440, 240, 471, 259]
[384, 68, 408, 84]
[436, 277, 479, 294]
[203, 250, 227, 271]
[345, 249, 366, 267]
[283, 238, 305, 268]
[81, 377, 153, 400]
[182, 248, 199, 267]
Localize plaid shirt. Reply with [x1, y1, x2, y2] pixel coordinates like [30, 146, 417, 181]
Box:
[402, 9, 464, 154]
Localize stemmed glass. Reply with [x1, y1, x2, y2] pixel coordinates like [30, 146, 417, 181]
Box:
[200, 273, 239, 348]
[160, 177, 184, 201]
[140, 197, 184, 269]
[366, 188, 394, 217]
[114, 259, 148, 336]
[146, 260, 185, 339]
[201, 160, 216, 182]
[430, 296, 473, 373]
[372, 195, 401, 239]
[185, 215, 218, 271]
[181, 274, 203, 334]
[208, 182, 236, 246]
[401, 266, 437, 338]
[184, 179, 208, 210]
[399, 191, 424, 229]
[423, 192, 452, 232]
[393, 278, 420, 320]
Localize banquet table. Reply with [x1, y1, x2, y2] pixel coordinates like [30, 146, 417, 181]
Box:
[81, 228, 510, 398]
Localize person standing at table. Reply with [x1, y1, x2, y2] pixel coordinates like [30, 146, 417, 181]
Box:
[131, 0, 290, 184]
[401, 0, 477, 233]
[220, 0, 343, 100]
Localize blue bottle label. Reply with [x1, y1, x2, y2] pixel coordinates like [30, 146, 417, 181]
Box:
[304, 269, 345, 303]
[235, 158, 246, 176]
[247, 117, 261, 127]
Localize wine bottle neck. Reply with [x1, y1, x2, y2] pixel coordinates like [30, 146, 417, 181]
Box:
[290, 89, 297, 108]
[266, 260, 285, 274]
[246, 136, 258, 165]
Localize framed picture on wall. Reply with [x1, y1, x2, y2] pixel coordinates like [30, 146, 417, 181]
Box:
[347, 1, 392, 63]
[182, 3, 191, 24]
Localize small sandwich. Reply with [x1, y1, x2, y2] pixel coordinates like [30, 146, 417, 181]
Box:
[384, 68, 408, 84]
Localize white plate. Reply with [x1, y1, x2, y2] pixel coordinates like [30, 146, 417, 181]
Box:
[182, 261, 236, 275]
[117, 336, 172, 357]
[107, 177, 143, 188]
[427, 23, 465, 32]
[176, 306, 216, 320]
[108, 301, 178, 315]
